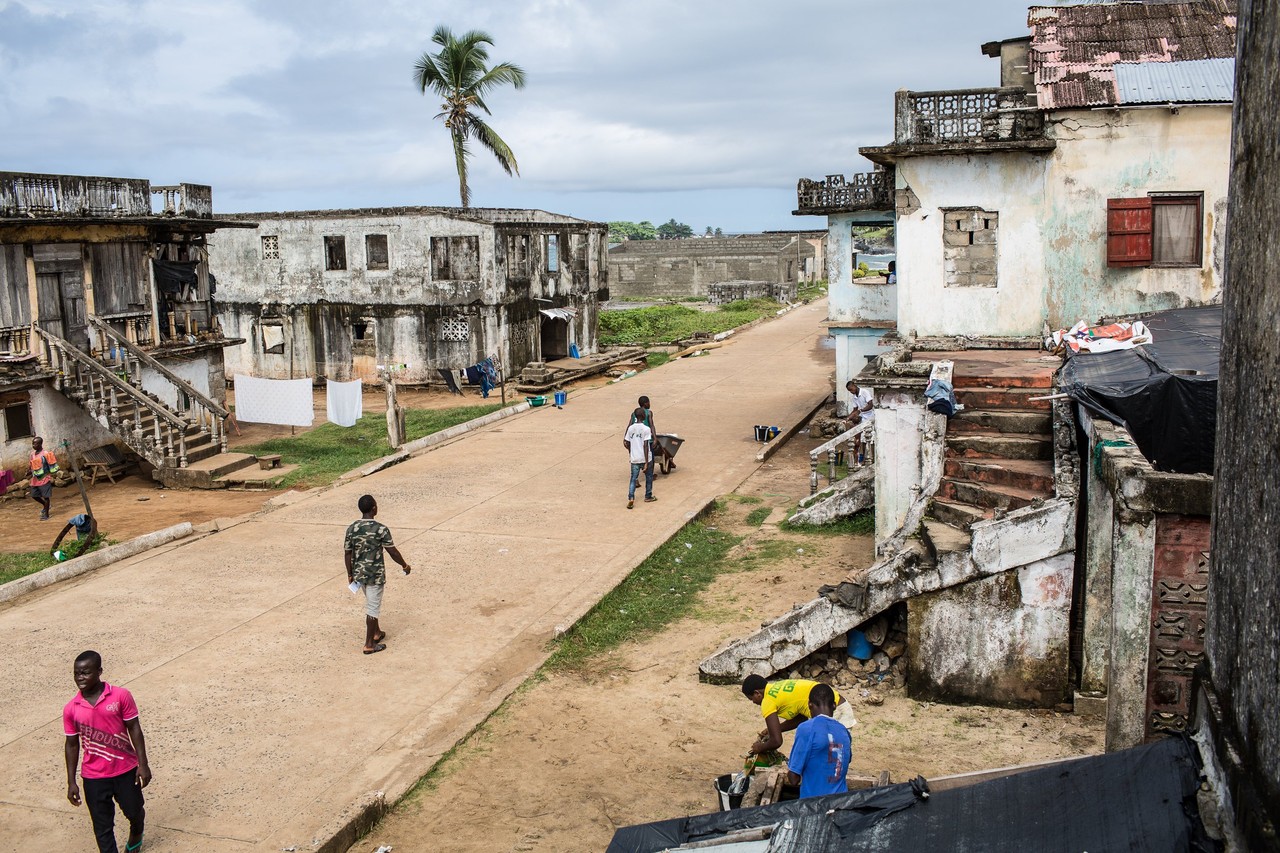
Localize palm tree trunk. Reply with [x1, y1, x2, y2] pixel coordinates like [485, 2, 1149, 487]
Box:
[452, 127, 470, 208]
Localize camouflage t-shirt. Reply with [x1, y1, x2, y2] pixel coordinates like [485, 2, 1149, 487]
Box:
[344, 518, 394, 586]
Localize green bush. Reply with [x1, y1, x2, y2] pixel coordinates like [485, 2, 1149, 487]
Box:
[599, 299, 781, 345]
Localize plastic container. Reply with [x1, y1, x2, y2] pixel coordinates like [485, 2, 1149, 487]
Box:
[847, 628, 874, 660]
[753, 425, 768, 442]
[526, 395, 547, 407]
[569, 343, 580, 359]
[554, 390, 567, 407]
[714, 774, 745, 811]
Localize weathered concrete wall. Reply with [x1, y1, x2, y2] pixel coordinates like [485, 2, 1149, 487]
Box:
[908, 552, 1074, 707]
[891, 106, 1230, 338]
[606, 235, 816, 299]
[828, 213, 896, 416]
[789, 466, 874, 526]
[0, 383, 117, 474]
[1201, 4, 1280, 845]
[210, 210, 604, 382]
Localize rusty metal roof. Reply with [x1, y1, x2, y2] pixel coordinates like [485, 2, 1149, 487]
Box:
[1028, 2, 1238, 108]
[1114, 56, 1235, 103]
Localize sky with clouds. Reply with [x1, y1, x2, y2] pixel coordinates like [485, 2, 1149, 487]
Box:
[0, 0, 1045, 231]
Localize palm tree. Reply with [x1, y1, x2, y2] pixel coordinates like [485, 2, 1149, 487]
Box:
[414, 27, 527, 208]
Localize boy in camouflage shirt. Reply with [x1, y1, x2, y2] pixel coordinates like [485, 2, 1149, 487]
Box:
[344, 495, 411, 654]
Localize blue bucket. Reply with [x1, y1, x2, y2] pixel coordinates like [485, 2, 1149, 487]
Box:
[847, 629, 874, 660]
[554, 390, 567, 407]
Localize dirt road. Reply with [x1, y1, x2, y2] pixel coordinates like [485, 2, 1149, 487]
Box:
[0, 302, 835, 852]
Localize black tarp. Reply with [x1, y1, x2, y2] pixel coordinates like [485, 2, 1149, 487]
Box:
[1058, 305, 1221, 474]
[608, 736, 1216, 853]
[152, 258, 198, 295]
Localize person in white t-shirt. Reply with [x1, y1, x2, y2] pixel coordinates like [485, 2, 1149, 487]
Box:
[845, 380, 875, 464]
[623, 408, 656, 509]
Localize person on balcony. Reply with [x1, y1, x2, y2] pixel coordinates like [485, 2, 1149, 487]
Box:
[29, 436, 59, 520]
[844, 381, 875, 464]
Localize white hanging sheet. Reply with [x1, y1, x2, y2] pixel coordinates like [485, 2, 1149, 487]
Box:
[234, 375, 314, 427]
[326, 379, 363, 428]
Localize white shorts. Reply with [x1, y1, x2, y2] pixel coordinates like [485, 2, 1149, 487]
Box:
[363, 583, 384, 618]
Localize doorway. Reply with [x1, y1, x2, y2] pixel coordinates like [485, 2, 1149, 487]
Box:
[540, 317, 569, 360]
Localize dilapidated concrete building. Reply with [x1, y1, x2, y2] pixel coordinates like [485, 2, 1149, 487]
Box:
[706, 2, 1237, 720]
[606, 232, 820, 301]
[0, 171, 249, 483]
[209, 207, 608, 384]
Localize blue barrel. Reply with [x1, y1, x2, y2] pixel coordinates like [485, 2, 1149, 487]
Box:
[554, 390, 567, 407]
[847, 629, 874, 660]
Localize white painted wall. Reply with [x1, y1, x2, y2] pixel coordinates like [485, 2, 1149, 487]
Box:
[887, 105, 1230, 338]
[0, 385, 117, 475]
[139, 359, 212, 412]
[873, 390, 926, 544]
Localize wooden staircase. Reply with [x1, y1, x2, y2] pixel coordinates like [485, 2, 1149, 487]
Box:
[931, 358, 1056, 531]
[32, 321, 257, 486]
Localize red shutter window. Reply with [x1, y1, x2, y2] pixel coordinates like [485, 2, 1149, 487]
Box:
[1107, 197, 1153, 267]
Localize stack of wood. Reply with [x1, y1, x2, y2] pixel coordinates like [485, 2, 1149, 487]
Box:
[785, 605, 909, 691]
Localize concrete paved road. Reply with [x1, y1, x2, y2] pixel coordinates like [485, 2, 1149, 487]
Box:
[0, 301, 833, 852]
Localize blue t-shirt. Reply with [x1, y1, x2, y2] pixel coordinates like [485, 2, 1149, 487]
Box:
[788, 714, 851, 798]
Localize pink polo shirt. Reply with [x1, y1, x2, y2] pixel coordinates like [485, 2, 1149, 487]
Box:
[63, 683, 139, 779]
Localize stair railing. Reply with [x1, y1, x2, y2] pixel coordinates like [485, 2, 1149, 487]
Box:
[810, 420, 872, 495]
[32, 325, 191, 468]
[88, 315, 229, 452]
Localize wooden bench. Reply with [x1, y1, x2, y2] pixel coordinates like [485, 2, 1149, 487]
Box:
[81, 444, 130, 485]
[257, 454, 282, 471]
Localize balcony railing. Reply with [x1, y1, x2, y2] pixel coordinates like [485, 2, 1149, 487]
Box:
[796, 169, 894, 215]
[895, 87, 1043, 145]
[0, 172, 214, 219]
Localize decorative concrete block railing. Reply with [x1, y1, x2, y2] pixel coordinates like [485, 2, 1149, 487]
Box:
[0, 171, 151, 218]
[796, 170, 894, 214]
[894, 87, 1044, 146]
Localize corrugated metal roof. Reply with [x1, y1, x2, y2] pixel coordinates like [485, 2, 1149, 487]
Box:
[1114, 57, 1235, 103]
[1028, 2, 1237, 108]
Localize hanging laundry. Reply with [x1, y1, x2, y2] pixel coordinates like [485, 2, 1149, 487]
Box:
[326, 379, 363, 428]
[464, 365, 482, 385]
[479, 357, 497, 398]
[0, 468, 14, 496]
[233, 375, 314, 427]
[438, 368, 461, 395]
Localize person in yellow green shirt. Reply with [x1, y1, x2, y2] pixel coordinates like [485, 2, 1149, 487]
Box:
[742, 674, 856, 756]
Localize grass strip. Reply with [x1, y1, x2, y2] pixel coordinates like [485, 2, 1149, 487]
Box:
[237, 404, 502, 488]
[744, 505, 772, 527]
[599, 298, 781, 345]
[781, 508, 875, 537]
[545, 513, 741, 672]
[0, 534, 108, 585]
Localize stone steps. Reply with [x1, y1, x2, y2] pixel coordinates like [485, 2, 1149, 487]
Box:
[943, 458, 1055, 493]
[928, 498, 993, 529]
[938, 477, 1045, 512]
[949, 409, 1052, 435]
[946, 431, 1054, 461]
[955, 387, 1053, 411]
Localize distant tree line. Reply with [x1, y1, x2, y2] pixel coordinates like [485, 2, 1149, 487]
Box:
[609, 219, 723, 242]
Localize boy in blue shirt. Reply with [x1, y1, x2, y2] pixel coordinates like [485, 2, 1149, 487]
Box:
[786, 683, 852, 798]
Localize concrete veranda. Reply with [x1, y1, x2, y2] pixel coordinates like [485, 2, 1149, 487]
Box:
[0, 301, 833, 853]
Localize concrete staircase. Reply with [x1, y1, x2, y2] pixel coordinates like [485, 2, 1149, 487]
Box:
[931, 364, 1056, 531]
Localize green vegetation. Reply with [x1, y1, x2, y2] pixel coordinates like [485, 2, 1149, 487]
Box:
[645, 351, 672, 368]
[599, 298, 781, 345]
[413, 27, 526, 208]
[545, 517, 740, 671]
[797, 279, 828, 301]
[1, 533, 108, 586]
[852, 261, 871, 279]
[744, 506, 772, 527]
[854, 225, 894, 244]
[609, 220, 658, 242]
[656, 218, 694, 240]
[781, 508, 875, 537]
[238, 404, 503, 488]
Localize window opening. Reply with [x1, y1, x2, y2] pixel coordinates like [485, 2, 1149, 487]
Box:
[261, 235, 279, 260]
[261, 322, 285, 354]
[546, 234, 559, 272]
[3, 400, 33, 440]
[324, 236, 347, 271]
[365, 234, 389, 270]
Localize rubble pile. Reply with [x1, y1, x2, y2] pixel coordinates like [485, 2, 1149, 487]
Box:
[785, 605, 909, 692]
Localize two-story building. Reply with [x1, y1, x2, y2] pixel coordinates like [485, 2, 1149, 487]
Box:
[0, 171, 250, 483]
[208, 207, 609, 385]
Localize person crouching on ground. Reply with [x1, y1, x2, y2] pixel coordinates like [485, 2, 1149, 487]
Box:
[63, 650, 151, 853]
[344, 495, 411, 654]
[742, 674, 856, 757]
[786, 683, 852, 798]
[623, 408, 655, 509]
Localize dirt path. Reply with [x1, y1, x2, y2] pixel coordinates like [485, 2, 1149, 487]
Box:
[355, 438, 1103, 853]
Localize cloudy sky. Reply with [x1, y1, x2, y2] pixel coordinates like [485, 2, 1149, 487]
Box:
[1, 0, 1042, 231]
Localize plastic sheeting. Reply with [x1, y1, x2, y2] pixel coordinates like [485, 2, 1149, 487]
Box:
[1058, 305, 1220, 474]
[608, 736, 1214, 853]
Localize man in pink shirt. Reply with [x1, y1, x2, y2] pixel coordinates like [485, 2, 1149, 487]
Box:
[63, 651, 151, 853]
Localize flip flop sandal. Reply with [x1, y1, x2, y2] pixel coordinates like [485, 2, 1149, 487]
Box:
[363, 643, 387, 655]
[125, 839, 143, 852]
[373, 632, 387, 643]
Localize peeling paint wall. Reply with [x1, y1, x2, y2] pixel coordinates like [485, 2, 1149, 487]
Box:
[890, 105, 1230, 337]
[908, 552, 1074, 707]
